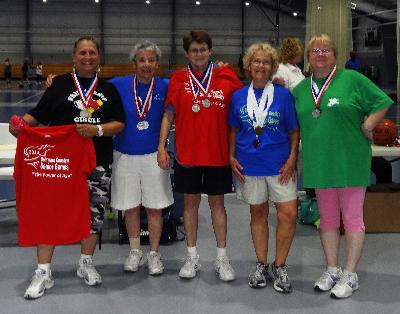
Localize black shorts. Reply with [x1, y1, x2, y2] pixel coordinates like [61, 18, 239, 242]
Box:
[173, 160, 233, 195]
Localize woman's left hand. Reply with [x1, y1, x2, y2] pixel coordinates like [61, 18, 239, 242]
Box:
[76, 124, 97, 138]
[278, 158, 296, 185]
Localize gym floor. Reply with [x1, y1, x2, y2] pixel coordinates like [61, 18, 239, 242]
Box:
[0, 84, 399, 314]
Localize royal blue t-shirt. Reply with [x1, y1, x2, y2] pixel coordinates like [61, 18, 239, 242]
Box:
[110, 75, 168, 155]
[228, 84, 298, 176]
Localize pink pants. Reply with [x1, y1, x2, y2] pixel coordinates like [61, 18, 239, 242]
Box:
[315, 187, 366, 232]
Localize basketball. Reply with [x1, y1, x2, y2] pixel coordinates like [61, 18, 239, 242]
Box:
[372, 119, 398, 146]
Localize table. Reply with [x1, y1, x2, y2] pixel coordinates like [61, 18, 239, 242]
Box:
[371, 144, 400, 157]
[0, 144, 16, 165]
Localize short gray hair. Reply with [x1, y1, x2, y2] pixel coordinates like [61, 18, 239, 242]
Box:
[129, 40, 162, 61]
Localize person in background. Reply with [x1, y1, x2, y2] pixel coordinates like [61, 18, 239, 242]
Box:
[345, 51, 361, 72]
[9, 36, 125, 299]
[229, 42, 299, 293]
[109, 41, 173, 276]
[20, 57, 29, 87]
[273, 37, 305, 92]
[157, 30, 242, 281]
[35, 61, 43, 87]
[293, 34, 393, 299]
[4, 58, 12, 88]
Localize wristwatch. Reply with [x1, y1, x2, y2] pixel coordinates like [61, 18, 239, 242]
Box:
[96, 124, 104, 137]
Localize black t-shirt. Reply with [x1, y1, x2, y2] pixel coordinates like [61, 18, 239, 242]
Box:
[29, 73, 125, 166]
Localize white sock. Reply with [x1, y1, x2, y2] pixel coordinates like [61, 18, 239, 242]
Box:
[149, 250, 158, 256]
[217, 247, 227, 258]
[343, 269, 356, 276]
[187, 246, 198, 257]
[80, 254, 93, 262]
[37, 263, 51, 274]
[327, 266, 340, 274]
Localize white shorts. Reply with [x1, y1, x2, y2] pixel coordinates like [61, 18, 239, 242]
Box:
[236, 175, 297, 205]
[111, 151, 173, 210]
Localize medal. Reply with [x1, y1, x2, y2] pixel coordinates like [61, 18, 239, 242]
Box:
[137, 120, 149, 130]
[72, 70, 98, 115]
[188, 62, 214, 111]
[80, 110, 89, 118]
[202, 99, 211, 108]
[253, 137, 260, 148]
[192, 104, 200, 112]
[310, 66, 336, 119]
[254, 126, 263, 135]
[132, 75, 155, 123]
[312, 108, 321, 118]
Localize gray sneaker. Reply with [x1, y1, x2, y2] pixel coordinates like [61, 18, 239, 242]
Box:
[267, 263, 292, 293]
[147, 252, 164, 276]
[77, 258, 102, 286]
[314, 267, 343, 292]
[248, 262, 267, 288]
[24, 269, 54, 299]
[330, 271, 359, 299]
[124, 249, 144, 272]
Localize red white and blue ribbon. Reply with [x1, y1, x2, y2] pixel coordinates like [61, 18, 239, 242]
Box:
[132, 75, 155, 120]
[187, 62, 214, 99]
[71, 70, 98, 110]
[310, 65, 337, 108]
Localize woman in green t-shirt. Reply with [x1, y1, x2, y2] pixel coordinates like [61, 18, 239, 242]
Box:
[292, 34, 393, 299]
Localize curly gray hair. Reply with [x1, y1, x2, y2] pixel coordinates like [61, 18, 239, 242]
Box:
[129, 40, 162, 62]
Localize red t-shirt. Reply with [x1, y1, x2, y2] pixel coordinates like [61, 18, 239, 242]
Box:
[14, 125, 96, 246]
[166, 65, 243, 166]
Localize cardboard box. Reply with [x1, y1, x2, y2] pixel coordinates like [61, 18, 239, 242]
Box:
[364, 184, 400, 233]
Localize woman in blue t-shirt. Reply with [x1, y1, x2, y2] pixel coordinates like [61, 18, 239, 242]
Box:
[109, 41, 173, 276]
[228, 42, 299, 293]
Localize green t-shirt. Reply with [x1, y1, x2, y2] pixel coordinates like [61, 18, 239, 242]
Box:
[293, 69, 393, 188]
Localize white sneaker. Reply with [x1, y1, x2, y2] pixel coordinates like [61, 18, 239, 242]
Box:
[77, 258, 102, 286]
[215, 256, 235, 282]
[124, 249, 144, 272]
[24, 269, 54, 300]
[179, 255, 201, 279]
[147, 252, 164, 276]
[314, 267, 343, 292]
[330, 271, 359, 299]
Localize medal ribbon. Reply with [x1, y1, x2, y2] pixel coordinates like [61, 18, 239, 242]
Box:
[310, 65, 337, 109]
[187, 61, 213, 99]
[71, 70, 98, 111]
[246, 81, 274, 128]
[132, 75, 155, 120]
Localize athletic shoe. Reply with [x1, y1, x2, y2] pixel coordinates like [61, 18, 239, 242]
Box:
[314, 267, 343, 292]
[147, 252, 164, 276]
[267, 263, 293, 293]
[248, 262, 267, 288]
[77, 258, 102, 286]
[330, 271, 359, 299]
[124, 249, 144, 272]
[179, 254, 201, 279]
[24, 269, 54, 300]
[215, 256, 235, 282]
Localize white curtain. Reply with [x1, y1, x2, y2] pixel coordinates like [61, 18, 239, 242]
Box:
[305, 0, 352, 69]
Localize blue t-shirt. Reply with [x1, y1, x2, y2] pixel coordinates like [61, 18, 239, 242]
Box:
[345, 58, 361, 72]
[228, 84, 298, 176]
[110, 75, 169, 155]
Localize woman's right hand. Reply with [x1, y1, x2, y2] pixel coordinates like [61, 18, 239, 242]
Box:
[45, 74, 56, 88]
[230, 156, 245, 182]
[157, 146, 170, 170]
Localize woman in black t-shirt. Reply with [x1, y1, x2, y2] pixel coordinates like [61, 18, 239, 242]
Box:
[9, 36, 125, 300]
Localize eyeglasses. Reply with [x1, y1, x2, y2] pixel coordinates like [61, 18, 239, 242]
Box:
[310, 48, 332, 55]
[251, 59, 272, 66]
[188, 47, 209, 55]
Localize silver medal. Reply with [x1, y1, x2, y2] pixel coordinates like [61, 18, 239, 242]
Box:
[202, 99, 211, 108]
[137, 120, 149, 130]
[312, 108, 321, 118]
[192, 104, 201, 113]
[80, 110, 89, 118]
